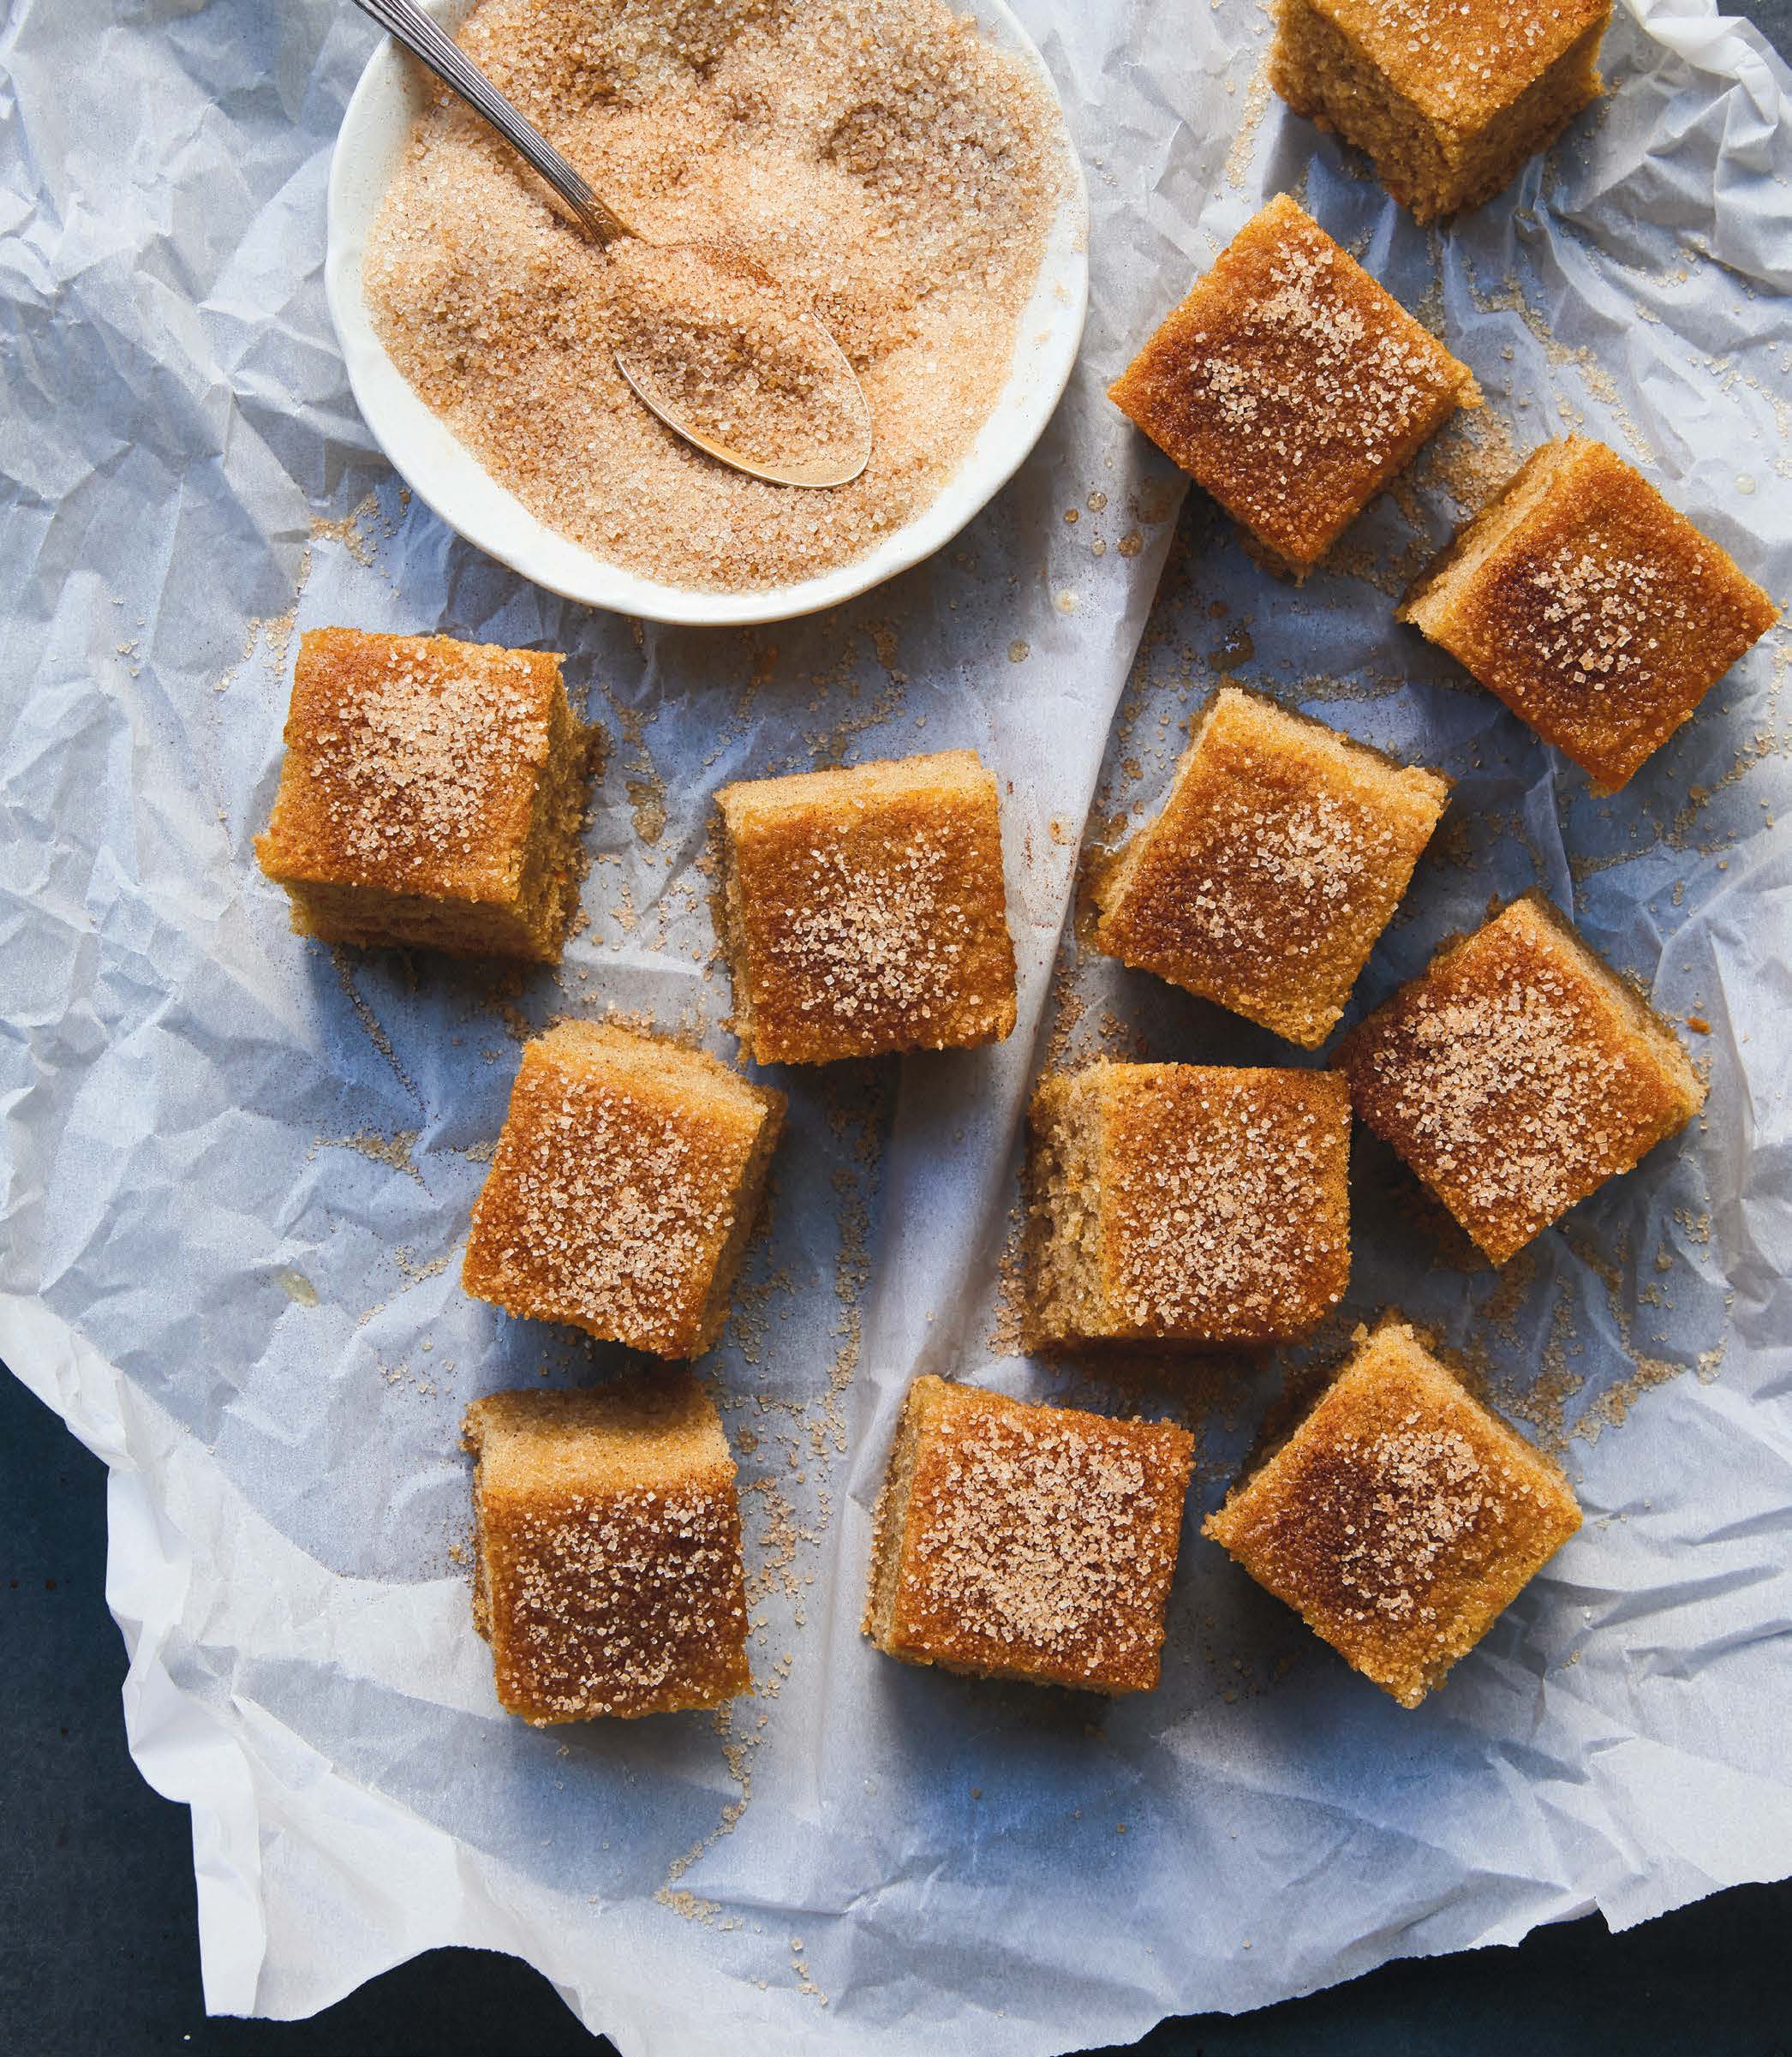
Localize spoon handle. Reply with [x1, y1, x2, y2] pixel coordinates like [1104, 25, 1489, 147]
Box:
[349, 0, 634, 243]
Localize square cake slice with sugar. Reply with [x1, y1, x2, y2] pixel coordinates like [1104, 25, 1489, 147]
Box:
[1333, 892, 1705, 1265]
[716, 750, 1018, 1065]
[463, 1020, 785, 1358]
[863, 1376, 1195, 1695]
[255, 627, 597, 961]
[1270, 0, 1611, 223]
[1400, 437, 1777, 791]
[1108, 194, 1478, 571]
[463, 1378, 750, 1723]
[1028, 1061, 1351, 1348]
[1094, 686, 1450, 1047]
[1205, 1316, 1581, 1707]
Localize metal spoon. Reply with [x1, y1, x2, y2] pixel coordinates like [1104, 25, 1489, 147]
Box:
[349, 0, 872, 488]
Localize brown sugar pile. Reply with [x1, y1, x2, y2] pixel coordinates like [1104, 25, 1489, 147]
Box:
[363, 0, 1062, 591]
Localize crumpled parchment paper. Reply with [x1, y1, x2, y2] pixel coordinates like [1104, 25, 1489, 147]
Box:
[3, 0, 1790, 2048]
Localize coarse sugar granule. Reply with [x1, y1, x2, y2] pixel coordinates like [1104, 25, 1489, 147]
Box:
[363, 0, 1064, 592]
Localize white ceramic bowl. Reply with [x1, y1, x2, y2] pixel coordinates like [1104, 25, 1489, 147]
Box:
[325, 0, 1090, 628]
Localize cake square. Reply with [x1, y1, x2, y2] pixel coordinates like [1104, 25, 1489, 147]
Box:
[863, 1376, 1195, 1695]
[463, 1020, 785, 1358]
[1204, 1316, 1581, 1707]
[1270, 0, 1611, 224]
[1093, 687, 1451, 1048]
[1333, 893, 1705, 1265]
[715, 750, 1018, 1065]
[1400, 438, 1777, 791]
[1028, 1061, 1352, 1347]
[1108, 194, 1478, 571]
[255, 628, 597, 961]
[463, 1378, 751, 1723]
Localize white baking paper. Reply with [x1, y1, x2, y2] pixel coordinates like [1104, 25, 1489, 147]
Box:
[3, 0, 1790, 2048]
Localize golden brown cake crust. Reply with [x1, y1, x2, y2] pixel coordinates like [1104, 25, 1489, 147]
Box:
[1400, 438, 1777, 791]
[463, 1378, 751, 1723]
[1108, 195, 1478, 566]
[716, 750, 1018, 1065]
[1271, 0, 1607, 220]
[863, 1376, 1194, 1695]
[1093, 687, 1450, 1046]
[1297, 0, 1608, 133]
[462, 1021, 785, 1358]
[1333, 892, 1706, 1265]
[254, 628, 595, 960]
[1028, 1061, 1352, 1347]
[1205, 1317, 1580, 1707]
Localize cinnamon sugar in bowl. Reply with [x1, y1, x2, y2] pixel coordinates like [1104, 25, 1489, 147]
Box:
[326, 0, 1087, 625]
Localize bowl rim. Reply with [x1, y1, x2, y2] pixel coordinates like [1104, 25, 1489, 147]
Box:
[323, 0, 1091, 629]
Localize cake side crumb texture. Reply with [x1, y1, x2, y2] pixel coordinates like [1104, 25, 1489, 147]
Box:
[1400, 437, 1777, 790]
[1094, 686, 1450, 1046]
[463, 1378, 751, 1722]
[462, 1020, 785, 1356]
[1334, 892, 1705, 1264]
[1108, 194, 1478, 565]
[716, 750, 1018, 1064]
[1205, 1318, 1580, 1707]
[865, 1376, 1194, 1695]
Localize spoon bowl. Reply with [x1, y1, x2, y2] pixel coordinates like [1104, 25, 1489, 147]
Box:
[326, 0, 1089, 626]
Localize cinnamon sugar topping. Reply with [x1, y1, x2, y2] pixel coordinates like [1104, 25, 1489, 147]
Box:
[318, 649, 548, 881]
[717, 752, 1017, 1064]
[1528, 544, 1671, 692]
[1029, 1061, 1352, 1348]
[1094, 687, 1449, 1047]
[463, 1020, 784, 1357]
[1109, 195, 1477, 567]
[863, 1377, 1194, 1694]
[1311, 0, 1608, 125]
[362, 0, 1063, 591]
[1399, 438, 1777, 790]
[1186, 240, 1449, 475]
[255, 628, 595, 962]
[1205, 1319, 1581, 1707]
[917, 1410, 1156, 1655]
[1335, 894, 1705, 1265]
[263, 630, 558, 893]
[464, 1380, 751, 1722]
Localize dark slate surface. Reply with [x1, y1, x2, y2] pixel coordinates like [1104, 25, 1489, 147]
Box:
[4, 2, 1789, 2048]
